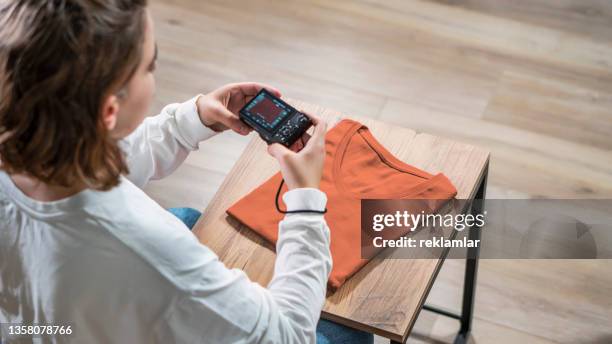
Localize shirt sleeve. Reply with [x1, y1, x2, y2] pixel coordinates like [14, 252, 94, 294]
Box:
[119, 95, 220, 188]
[146, 188, 332, 343]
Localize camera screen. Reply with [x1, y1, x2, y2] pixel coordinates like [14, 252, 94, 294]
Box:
[242, 92, 291, 130]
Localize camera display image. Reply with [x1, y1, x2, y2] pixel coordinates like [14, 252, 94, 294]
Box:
[242, 93, 291, 130]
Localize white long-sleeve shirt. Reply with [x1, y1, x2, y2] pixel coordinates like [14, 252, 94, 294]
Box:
[0, 96, 332, 343]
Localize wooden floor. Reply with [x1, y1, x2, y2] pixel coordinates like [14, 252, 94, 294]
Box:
[145, 1, 612, 343]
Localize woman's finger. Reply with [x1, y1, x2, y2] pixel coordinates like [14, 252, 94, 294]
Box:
[214, 105, 250, 135]
[227, 82, 282, 98]
[267, 142, 292, 160]
[222, 82, 282, 113]
[301, 111, 327, 151]
[301, 110, 322, 125]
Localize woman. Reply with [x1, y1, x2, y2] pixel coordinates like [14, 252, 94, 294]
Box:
[0, 0, 372, 343]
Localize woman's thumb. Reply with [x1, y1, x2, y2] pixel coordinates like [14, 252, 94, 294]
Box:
[267, 143, 291, 160]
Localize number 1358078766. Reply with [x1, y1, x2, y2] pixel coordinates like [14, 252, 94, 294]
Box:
[1, 323, 73, 341]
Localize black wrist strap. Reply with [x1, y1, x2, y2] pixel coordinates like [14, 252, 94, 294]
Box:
[275, 178, 328, 214]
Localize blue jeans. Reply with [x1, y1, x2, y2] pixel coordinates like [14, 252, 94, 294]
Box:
[168, 207, 374, 344]
[168, 207, 202, 229]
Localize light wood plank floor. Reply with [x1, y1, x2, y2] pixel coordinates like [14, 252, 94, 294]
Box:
[145, 1, 612, 343]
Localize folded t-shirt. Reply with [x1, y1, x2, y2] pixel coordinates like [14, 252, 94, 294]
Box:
[227, 119, 457, 290]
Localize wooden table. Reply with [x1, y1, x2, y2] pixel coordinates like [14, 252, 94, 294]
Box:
[192, 99, 490, 344]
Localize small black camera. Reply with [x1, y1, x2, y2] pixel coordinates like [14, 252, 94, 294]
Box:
[239, 89, 312, 147]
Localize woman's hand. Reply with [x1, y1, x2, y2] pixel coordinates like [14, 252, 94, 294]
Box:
[267, 112, 328, 190]
[196, 82, 282, 135]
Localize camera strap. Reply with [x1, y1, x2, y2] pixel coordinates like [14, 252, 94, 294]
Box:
[275, 178, 328, 215]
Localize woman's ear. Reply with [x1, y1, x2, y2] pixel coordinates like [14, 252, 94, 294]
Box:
[101, 94, 120, 131]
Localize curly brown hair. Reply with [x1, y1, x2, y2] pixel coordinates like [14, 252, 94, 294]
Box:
[0, 0, 148, 190]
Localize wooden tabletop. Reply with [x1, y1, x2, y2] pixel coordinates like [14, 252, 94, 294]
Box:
[192, 99, 489, 343]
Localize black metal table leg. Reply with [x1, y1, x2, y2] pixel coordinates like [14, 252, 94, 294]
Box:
[454, 169, 487, 344]
[390, 168, 488, 344]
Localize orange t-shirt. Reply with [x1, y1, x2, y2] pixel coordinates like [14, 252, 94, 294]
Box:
[226, 119, 457, 290]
